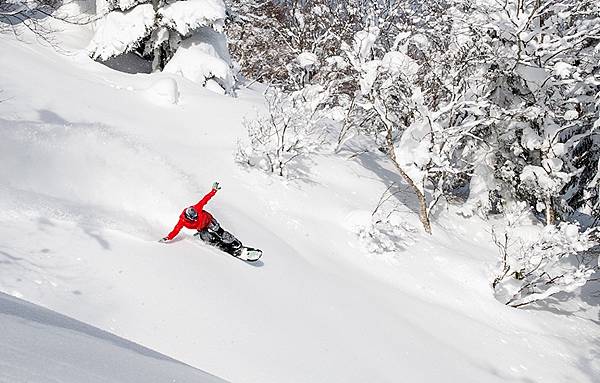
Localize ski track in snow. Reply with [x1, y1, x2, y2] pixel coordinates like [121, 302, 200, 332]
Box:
[0, 31, 599, 383]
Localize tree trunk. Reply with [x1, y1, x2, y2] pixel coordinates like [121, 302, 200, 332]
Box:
[151, 47, 162, 73]
[545, 194, 555, 226]
[150, 0, 165, 73]
[385, 130, 432, 235]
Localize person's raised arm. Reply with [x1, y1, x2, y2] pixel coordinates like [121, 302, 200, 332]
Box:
[193, 182, 221, 210]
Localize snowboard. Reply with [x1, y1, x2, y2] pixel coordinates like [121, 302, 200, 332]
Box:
[236, 247, 263, 262]
[192, 232, 262, 262]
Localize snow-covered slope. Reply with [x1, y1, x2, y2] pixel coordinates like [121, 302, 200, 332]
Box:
[1, 32, 599, 383]
[0, 292, 227, 383]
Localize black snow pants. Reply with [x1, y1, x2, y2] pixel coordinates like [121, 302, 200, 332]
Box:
[194, 217, 242, 255]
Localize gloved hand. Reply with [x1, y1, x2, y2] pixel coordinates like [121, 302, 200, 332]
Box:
[158, 237, 169, 243]
[212, 181, 221, 191]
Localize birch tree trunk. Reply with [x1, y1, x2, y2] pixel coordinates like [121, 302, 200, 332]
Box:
[385, 128, 433, 235]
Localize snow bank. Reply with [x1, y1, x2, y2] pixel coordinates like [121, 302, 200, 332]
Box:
[163, 27, 234, 93]
[145, 77, 180, 105]
[88, 4, 155, 60]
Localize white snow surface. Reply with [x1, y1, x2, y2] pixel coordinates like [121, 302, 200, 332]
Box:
[145, 77, 180, 104]
[1, 29, 600, 383]
[0, 292, 227, 383]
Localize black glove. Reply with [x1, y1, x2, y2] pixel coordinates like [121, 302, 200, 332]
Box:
[159, 237, 169, 243]
[212, 181, 221, 191]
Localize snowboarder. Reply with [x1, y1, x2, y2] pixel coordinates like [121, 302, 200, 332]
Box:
[159, 182, 244, 257]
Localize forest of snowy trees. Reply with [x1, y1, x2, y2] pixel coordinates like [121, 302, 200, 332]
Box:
[1, 0, 599, 308]
[227, 0, 600, 307]
[228, 0, 600, 225]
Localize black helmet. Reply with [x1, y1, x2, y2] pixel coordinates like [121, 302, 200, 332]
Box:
[184, 206, 198, 221]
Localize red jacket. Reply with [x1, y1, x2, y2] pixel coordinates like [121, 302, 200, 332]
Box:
[166, 189, 217, 240]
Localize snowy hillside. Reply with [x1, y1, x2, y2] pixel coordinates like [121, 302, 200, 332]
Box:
[0, 292, 227, 383]
[1, 20, 599, 383]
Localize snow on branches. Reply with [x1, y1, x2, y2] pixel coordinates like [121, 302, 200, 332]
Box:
[0, 0, 61, 42]
[158, 0, 224, 36]
[236, 87, 329, 178]
[88, 3, 155, 60]
[163, 26, 234, 93]
[225, 0, 363, 90]
[457, 0, 600, 222]
[227, 0, 600, 310]
[89, 0, 234, 92]
[492, 223, 598, 308]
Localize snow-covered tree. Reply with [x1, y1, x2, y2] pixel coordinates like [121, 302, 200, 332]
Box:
[89, 0, 235, 92]
[339, 26, 433, 233]
[492, 223, 598, 307]
[229, 0, 600, 230]
[452, 0, 600, 223]
[236, 87, 329, 177]
[225, 0, 365, 89]
[330, 1, 476, 234]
